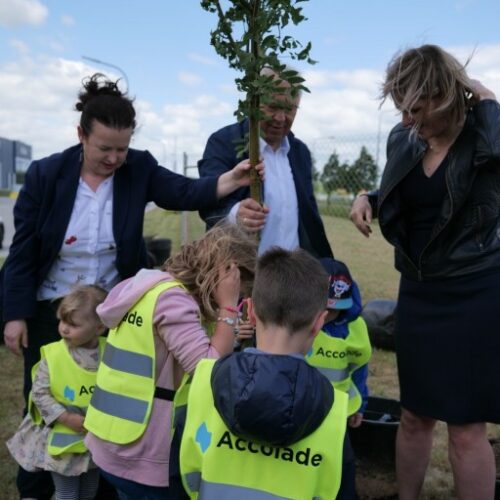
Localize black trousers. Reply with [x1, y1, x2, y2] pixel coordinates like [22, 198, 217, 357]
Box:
[337, 432, 358, 500]
[16, 300, 117, 500]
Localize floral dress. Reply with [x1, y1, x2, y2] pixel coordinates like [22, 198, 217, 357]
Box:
[6, 344, 100, 476]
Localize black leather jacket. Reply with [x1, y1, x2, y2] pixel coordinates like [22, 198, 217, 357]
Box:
[368, 99, 500, 281]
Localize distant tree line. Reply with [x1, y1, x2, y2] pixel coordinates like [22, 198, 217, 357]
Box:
[320, 146, 378, 204]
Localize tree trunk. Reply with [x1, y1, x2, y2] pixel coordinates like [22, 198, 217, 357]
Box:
[248, 0, 262, 204]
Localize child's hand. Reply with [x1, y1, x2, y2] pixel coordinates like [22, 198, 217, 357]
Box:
[57, 411, 86, 434]
[234, 319, 256, 343]
[214, 262, 241, 310]
[348, 412, 363, 428]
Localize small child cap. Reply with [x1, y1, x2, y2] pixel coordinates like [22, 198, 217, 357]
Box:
[319, 258, 353, 310]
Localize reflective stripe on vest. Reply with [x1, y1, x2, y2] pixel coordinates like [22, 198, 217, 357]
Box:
[85, 280, 183, 445]
[90, 385, 149, 423]
[306, 316, 371, 415]
[180, 359, 347, 500]
[185, 472, 313, 499]
[101, 342, 153, 378]
[29, 338, 105, 456]
[50, 432, 84, 448]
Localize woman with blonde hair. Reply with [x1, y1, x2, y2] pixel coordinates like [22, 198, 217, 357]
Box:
[351, 44, 500, 499]
[84, 223, 257, 499]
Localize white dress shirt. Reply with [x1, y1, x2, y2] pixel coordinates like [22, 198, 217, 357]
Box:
[230, 136, 299, 254]
[37, 176, 119, 300]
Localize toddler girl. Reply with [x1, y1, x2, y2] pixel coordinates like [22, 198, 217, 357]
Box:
[7, 285, 107, 500]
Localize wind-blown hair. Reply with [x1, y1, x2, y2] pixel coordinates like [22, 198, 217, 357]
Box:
[381, 44, 473, 134]
[164, 222, 257, 321]
[76, 73, 136, 136]
[252, 247, 329, 332]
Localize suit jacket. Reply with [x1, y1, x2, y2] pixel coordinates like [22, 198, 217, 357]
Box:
[1, 144, 218, 323]
[198, 120, 333, 259]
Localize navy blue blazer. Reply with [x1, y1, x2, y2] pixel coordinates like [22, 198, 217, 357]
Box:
[1, 144, 218, 323]
[198, 120, 333, 259]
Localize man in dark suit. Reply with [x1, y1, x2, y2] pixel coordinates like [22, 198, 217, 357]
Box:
[198, 66, 333, 259]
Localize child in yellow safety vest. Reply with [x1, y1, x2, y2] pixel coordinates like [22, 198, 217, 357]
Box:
[305, 258, 372, 499]
[179, 248, 352, 500]
[306, 258, 372, 426]
[83, 223, 257, 500]
[7, 285, 107, 500]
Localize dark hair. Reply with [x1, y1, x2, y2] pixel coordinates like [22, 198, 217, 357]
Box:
[252, 247, 329, 332]
[76, 73, 136, 137]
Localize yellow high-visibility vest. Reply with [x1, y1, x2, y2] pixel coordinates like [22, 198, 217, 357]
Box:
[85, 280, 183, 444]
[306, 316, 371, 415]
[180, 358, 348, 500]
[29, 338, 105, 456]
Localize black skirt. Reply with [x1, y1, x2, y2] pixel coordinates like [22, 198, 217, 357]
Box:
[396, 270, 500, 424]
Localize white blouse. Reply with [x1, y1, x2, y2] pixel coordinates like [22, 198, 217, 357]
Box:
[37, 176, 119, 300]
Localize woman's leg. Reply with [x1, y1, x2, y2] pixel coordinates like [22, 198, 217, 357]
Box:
[396, 408, 436, 500]
[448, 422, 495, 500]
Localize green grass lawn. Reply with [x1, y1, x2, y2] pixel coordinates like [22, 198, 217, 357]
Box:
[0, 209, 497, 499]
[143, 208, 400, 302]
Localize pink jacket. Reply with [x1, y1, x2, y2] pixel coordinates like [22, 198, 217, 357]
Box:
[85, 269, 220, 487]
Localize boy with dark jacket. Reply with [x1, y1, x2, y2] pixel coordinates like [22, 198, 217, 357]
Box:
[179, 248, 352, 499]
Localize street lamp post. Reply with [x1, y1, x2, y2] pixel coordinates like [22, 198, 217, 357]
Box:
[81, 55, 129, 93]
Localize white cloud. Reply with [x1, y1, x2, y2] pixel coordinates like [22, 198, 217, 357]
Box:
[297, 67, 386, 143]
[178, 71, 203, 87]
[0, 57, 89, 158]
[1, 42, 499, 173]
[453, 0, 476, 12]
[61, 14, 75, 27]
[0, 49, 232, 169]
[188, 53, 217, 66]
[0, 0, 48, 27]
[303, 68, 382, 93]
[9, 38, 30, 55]
[48, 39, 65, 52]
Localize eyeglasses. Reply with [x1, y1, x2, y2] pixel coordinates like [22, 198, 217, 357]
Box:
[262, 102, 299, 117]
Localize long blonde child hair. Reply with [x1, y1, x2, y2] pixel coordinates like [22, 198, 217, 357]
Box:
[164, 223, 257, 321]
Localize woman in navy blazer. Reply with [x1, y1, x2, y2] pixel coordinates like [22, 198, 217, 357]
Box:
[1, 74, 261, 500]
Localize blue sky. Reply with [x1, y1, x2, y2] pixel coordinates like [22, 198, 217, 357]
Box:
[1, 0, 499, 170]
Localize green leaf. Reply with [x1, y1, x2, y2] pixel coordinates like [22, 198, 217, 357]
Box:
[203, 0, 316, 179]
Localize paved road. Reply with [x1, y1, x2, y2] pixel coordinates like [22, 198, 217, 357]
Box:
[0, 196, 16, 259]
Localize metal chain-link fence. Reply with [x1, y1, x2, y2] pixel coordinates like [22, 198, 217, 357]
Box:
[181, 131, 390, 222]
[310, 132, 388, 218]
